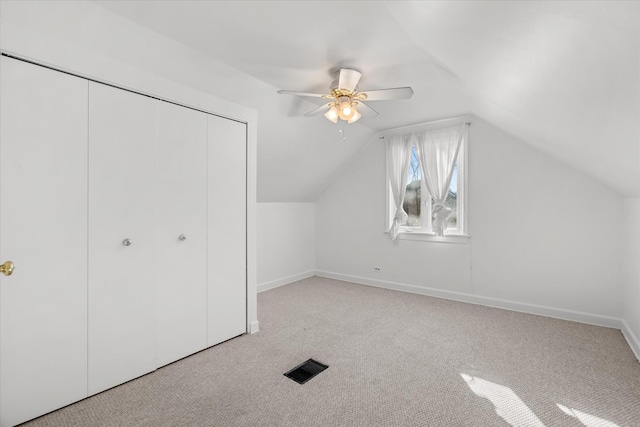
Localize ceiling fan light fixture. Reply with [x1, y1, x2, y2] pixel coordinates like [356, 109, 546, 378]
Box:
[337, 97, 355, 120]
[347, 107, 361, 124]
[324, 104, 339, 123]
[279, 68, 410, 124]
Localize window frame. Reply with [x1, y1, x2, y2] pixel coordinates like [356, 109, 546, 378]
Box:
[383, 116, 470, 243]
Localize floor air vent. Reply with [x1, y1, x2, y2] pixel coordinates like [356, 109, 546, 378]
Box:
[284, 359, 329, 384]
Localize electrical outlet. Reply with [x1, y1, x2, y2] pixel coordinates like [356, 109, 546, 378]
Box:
[374, 266, 382, 272]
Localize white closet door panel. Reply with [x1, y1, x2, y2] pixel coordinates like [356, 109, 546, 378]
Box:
[0, 57, 88, 427]
[207, 116, 247, 346]
[156, 102, 207, 367]
[88, 83, 157, 395]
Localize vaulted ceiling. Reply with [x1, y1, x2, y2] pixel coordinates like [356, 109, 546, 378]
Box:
[4, 1, 639, 200]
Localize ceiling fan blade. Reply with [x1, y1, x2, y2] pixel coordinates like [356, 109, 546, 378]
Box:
[304, 103, 333, 117]
[278, 90, 328, 98]
[338, 69, 362, 92]
[361, 87, 414, 101]
[355, 101, 378, 118]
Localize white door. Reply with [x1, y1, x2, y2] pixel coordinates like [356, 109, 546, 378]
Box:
[156, 101, 208, 367]
[0, 57, 88, 426]
[207, 116, 247, 346]
[87, 82, 157, 395]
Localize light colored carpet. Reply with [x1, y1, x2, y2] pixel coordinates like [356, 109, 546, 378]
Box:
[22, 276, 640, 426]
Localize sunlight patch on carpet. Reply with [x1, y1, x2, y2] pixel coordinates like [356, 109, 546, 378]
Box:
[557, 403, 619, 427]
[460, 373, 545, 427]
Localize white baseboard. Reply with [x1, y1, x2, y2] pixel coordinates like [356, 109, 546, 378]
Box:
[249, 320, 260, 334]
[315, 270, 623, 330]
[316, 270, 479, 305]
[621, 320, 640, 362]
[472, 295, 621, 329]
[257, 270, 316, 293]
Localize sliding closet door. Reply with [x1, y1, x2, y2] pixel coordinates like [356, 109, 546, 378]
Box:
[88, 82, 157, 395]
[207, 115, 247, 346]
[156, 102, 208, 367]
[0, 57, 88, 427]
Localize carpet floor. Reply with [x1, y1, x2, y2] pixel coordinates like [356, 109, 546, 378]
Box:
[22, 276, 640, 426]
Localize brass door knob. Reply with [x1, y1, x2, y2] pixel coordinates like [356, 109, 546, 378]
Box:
[1, 260, 15, 276]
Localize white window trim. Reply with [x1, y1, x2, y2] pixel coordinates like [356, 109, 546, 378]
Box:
[382, 116, 471, 244]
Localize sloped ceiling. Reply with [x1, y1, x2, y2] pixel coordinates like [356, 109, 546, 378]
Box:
[6, 1, 639, 199]
[91, 0, 475, 201]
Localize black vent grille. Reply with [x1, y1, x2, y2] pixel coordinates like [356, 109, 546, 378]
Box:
[284, 359, 329, 384]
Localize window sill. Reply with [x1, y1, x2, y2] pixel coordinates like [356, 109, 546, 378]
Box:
[384, 231, 470, 244]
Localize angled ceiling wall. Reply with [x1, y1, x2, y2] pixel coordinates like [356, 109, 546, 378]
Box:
[386, 1, 639, 197]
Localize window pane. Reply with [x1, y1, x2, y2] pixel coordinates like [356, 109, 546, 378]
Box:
[431, 162, 458, 228]
[403, 146, 421, 227]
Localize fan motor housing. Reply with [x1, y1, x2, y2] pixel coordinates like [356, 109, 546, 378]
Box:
[330, 88, 354, 98]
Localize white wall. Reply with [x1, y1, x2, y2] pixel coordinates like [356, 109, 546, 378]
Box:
[623, 198, 640, 358]
[257, 203, 316, 292]
[316, 118, 625, 326]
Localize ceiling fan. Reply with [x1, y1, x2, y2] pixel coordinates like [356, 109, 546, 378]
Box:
[278, 69, 413, 124]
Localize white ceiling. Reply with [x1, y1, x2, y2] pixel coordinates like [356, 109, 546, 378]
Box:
[84, 1, 640, 198]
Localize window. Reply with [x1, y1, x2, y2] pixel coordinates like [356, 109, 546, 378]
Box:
[402, 146, 461, 232]
[384, 117, 469, 243]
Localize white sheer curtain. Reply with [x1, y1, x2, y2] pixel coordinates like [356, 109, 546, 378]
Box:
[385, 134, 413, 240]
[415, 125, 465, 236]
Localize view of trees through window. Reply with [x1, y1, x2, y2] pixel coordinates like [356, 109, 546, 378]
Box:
[403, 146, 422, 227]
[402, 145, 458, 229]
